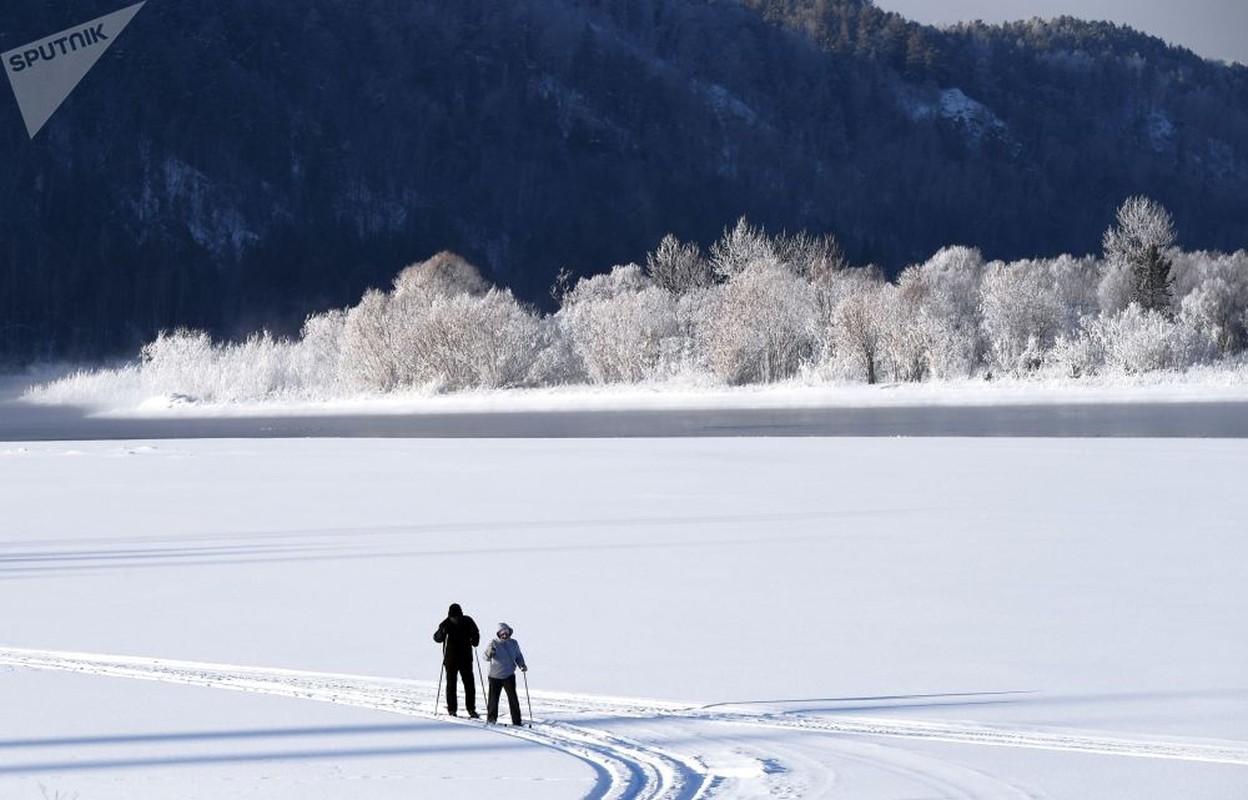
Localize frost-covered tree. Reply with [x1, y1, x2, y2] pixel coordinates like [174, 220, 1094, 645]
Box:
[775, 230, 847, 283]
[559, 264, 681, 383]
[1179, 281, 1241, 358]
[394, 267, 545, 391]
[1102, 196, 1177, 315]
[339, 252, 545, 392]
[392, 251, 490, 302]
[341, 289, 400, 391]
[980, 259, 1066, 375]
[562, 261, 650, 303]
[920, 246, 986, 377]
[878, 281, 927, 381]
[1050, 305, 1210, 376]
[671, 286, 720, 377]
[339, 252, 494, 390]
[699, 260, 815, 384]
[1048, 254, 1103, 332]
[831, 273, 890, 384]
[406, 289, 550, 390]
[131, 328, 319, 403]
[292, 309, 348, 395]
[709, 217, 776, 280]
[886, 247, 985, 380]
[645, 234, 714, 294]
[1096, 254, 1133, 316]
[1172, 250, 1248, 356]
[136, 328, 217, 398]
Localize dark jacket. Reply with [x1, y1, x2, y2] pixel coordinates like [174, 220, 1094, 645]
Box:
[433, 604, 480, 667]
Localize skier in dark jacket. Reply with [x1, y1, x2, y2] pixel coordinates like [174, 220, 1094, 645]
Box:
[484, 621, 527, 725]
[433, 603, 480, 717]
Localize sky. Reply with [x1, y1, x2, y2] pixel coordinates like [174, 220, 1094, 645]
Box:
[875, 1, 1248, 65]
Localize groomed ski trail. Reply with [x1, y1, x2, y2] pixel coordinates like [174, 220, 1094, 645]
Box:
[0, 647, 708, 800]
[519, 687, 1248, 767]
[3, 647, 1246, 799]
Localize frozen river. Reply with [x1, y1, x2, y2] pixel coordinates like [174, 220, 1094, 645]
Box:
[4, 396, 1248, 440]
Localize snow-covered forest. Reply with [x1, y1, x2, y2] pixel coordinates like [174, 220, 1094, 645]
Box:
[30, 197, 1248, 405]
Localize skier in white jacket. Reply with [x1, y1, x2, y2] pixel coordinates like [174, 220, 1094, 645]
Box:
[484, 622, 527, 725]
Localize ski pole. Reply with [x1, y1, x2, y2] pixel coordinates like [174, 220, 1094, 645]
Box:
[474, 645, 486, 700]
[433, 639, 445, 716]
[522, 669, 533, 728]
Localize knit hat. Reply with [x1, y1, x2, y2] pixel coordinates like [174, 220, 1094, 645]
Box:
[497, 622, 513, 636]
[448, 603, 462, 617]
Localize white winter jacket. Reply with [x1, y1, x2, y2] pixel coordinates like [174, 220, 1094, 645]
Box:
[484, 637, 526, 679]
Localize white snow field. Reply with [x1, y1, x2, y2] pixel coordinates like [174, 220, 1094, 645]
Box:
[1, 434, 1246, 799]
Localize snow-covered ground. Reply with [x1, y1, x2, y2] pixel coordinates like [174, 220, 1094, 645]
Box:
[1, 432, 1245, 799]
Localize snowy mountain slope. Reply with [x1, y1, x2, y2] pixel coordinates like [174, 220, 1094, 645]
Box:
[6, 0, 1248, 362]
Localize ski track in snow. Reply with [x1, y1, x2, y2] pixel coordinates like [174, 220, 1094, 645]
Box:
[0, 648, 708, 800]
[2, 648, 1246, 799]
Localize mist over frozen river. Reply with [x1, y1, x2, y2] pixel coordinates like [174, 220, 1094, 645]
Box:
[5, 396, 1248, 440]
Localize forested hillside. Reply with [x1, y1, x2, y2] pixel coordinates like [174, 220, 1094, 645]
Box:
[3, 0, 1246, 361]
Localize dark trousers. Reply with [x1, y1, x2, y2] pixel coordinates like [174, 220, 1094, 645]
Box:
[488, 675, 522, 725]
[444, 663, 476, 715]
